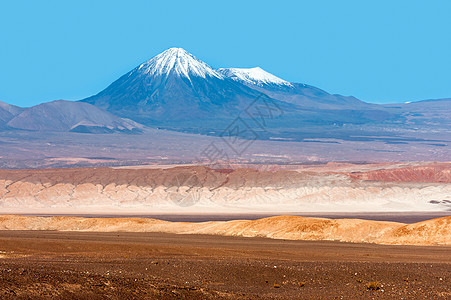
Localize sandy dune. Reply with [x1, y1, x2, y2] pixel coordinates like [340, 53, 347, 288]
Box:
[0, 164, 450, 213]
[0, 215, 449, 246]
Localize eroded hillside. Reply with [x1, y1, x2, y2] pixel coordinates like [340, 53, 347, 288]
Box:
[0, 164, 450, 213]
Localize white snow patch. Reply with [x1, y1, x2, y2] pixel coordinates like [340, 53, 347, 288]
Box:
[217, 67, 292, 87]
[137, 48, 223, 79]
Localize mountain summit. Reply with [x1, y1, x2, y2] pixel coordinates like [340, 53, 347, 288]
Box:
[137, 48, 223, 79]
[81, 48, 272, 124]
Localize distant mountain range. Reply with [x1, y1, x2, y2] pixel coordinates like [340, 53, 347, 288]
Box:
[1, 48, 449, 137]
[81, 48, 399, 130]
[1, 100, 142, 133]
[7, 100, 142, 133]
[0, 101, 23, 127]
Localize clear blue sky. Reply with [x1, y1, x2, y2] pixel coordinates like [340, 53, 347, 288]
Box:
[1, 0, 450, 107]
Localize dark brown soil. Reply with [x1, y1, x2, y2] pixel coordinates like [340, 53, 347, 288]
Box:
[0, 231, 450, 299]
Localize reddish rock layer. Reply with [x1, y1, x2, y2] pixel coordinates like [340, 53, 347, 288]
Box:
[0, 165, 449, 212]
[345, 163, 451, 183]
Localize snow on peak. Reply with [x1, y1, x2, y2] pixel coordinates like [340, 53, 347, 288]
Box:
[217, 67, 292, 87]
[137, 48, 223, 79]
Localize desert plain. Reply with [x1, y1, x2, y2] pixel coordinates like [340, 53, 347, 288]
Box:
[0, 161, 450, 299]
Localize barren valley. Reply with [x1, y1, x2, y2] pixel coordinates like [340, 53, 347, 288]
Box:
[0, 163, 450, 299]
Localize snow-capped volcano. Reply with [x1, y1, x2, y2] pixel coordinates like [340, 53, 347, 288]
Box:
[137, 48, 223, 79]
[81, 48, 278, 123]
[217, 67, 292, 87]
[82, 47, 389, 128]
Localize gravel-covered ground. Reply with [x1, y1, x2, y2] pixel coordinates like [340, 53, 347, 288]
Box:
[0, 231, 449, 299]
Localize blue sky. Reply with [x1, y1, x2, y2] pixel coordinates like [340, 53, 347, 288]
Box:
[1, 0, 450, 107]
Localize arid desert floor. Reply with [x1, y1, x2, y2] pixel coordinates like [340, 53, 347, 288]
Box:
[0, 162, 450, 298]
[0, 230, 450, 299]
[0, 213, 450, 299]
